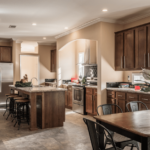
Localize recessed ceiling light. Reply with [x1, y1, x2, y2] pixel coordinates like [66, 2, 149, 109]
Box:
[65, 27, 68, 30]
[32, 23, 37, 26]
[43, 37, 46, 40]
[102, 9, 107, 12]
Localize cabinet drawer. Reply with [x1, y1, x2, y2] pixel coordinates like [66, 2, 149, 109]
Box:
[116, 92, 125, 99]
[67, 86, 72, 91]
[139, 95, 150, 103]
[127, 93, 138, 101]
[93, 89, 97, 95]
[107, 91, 115, 98]
[86, 88, 93, 95]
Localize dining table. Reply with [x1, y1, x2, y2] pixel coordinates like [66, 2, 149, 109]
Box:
[94, 110, 150, 150]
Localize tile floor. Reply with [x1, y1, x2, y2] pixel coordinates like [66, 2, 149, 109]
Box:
[0, 108, 139, 150]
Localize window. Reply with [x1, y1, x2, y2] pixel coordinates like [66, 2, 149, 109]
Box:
[78, 53, 84, 78]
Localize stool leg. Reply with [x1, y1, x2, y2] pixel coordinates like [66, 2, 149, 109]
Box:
[3, 98, 8, 116]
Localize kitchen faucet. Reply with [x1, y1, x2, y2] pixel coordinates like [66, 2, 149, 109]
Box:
[31, 77, 38, 87]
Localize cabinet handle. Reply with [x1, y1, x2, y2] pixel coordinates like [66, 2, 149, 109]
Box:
[121, 57, 122, 68]
[124, 56, 125, 68]
[129, 96, 134, 99]
[144, 54, 146, 67]
[148, 53, 149, 67]
[142, 98, 148, 101]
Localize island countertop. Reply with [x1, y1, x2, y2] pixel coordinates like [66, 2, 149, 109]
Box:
[9, 85, 67, 93]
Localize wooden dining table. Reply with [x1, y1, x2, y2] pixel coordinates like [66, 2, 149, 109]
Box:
[94, 110, 150, 150]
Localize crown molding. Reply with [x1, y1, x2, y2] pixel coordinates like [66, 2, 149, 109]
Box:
[38, 42, 56, 46]
[119, 9, 150, 24]
[55, 18, 123, 39]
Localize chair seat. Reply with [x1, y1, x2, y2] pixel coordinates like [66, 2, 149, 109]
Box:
[113, 133, 130, 142]
[8, 95, 20, 98]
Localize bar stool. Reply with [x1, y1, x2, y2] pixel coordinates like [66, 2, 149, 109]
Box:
[4, 94, 21, 120]
[14, 99, 30, 130]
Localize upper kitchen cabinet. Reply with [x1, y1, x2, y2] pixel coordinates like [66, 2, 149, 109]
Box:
[135, 26, 146, 69]
[115, 32, 124, 70]
[124, 29, 135, 69]
[0, 46, 12, 63]
[51, 49, 56, 72]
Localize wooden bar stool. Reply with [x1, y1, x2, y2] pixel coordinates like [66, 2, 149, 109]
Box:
[14, 99, 30, 130]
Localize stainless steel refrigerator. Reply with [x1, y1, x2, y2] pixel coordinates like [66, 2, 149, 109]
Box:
[0, 63, 13, 107]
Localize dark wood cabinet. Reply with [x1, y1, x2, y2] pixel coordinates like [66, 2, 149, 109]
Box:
[0, 46, 12, 63]
[86, 94, 93, 114]
[107, 90, 150, 113]
[51, 50, 56, 72]
[124, 30, 135, 69]
[115, 32, 124, 70]
[86, 88, 97, 115]
[135, 26, 147, 69]
[115, 22, 150, 71]
[65, 86, 72, 109]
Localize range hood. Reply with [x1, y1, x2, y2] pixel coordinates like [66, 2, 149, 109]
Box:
[78, 40, 97, 66]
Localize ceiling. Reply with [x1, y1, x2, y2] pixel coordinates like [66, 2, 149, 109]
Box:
[0, 0, 150, 43]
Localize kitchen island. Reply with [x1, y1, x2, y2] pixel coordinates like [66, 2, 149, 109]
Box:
[9, 85, 67, 131]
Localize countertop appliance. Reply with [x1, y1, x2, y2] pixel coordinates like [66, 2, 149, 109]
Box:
[72, 84, 86, 115]
[0, 63, 13, 107]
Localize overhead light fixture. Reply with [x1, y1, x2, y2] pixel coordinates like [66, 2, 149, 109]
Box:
[43, 37, 46, 40]
[65, 27, 68, 30]
[103, 9, 107, 12]
[32, 23, 37, 26]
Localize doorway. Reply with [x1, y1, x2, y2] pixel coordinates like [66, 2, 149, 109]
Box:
[20, 55, 39, 85]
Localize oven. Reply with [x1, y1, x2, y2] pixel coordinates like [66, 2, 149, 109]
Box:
[72, 86, 85, 115]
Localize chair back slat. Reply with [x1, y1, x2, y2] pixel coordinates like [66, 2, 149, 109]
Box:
[83, 118, 117, 150]
[126, 101, 148, 112]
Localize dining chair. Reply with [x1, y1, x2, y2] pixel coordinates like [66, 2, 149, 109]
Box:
[126, 101, 148, 112]
[83, 118, 122, 150]
[97, 104, 139, 150]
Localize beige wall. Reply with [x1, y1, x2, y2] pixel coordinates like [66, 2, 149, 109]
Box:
[12, 42, 56, 84]
[59, 41, 76, 84]
[57, 22, 124, 114]
[122, 16, 150, 82]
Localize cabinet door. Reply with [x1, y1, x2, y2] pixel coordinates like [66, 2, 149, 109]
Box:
[147, 24, 150, 68]
[65, 91, 68, 107]
[68, 91, 72, 108]
[86, 94, 93, 114]
[93, 95, 97, 115]
[0, 47, 12, 62]
[51, 50, 56, 72]
[115, 32, 124, 70]
[107, 98, 116, 113]
[135, 26, 147, 69]
[124, 30, 135, 69]
[117, 99, 125, 113]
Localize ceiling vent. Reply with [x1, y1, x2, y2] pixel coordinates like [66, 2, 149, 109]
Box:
[9, 25, 16, 28]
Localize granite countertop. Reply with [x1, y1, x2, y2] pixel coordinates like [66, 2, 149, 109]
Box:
[9, 85, 67, 93]
[85, 85, 97, 89]
[45, 82, 57, 84]
[107, 87, 150, 95]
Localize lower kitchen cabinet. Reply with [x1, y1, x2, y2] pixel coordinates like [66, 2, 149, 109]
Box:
[107, 90, 150, 113]
[65, 86, 72, 109]
[86, 88, 97, 115]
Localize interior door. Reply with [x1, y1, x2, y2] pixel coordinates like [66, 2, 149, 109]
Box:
[124, 30, 135, 69]
[135, 26, 147, 69]
[115, 32, 124, 70]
